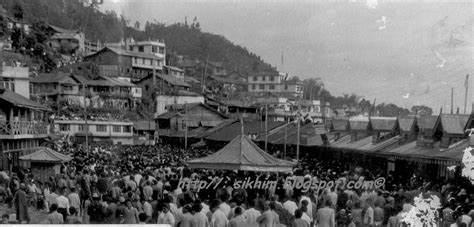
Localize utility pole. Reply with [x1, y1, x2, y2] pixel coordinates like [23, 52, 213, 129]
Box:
[83, 83, 89, 157]
[451, 87, 454, 114]
[296, 97, 301, 163]
[284, 117, 288, 158]
[464, 74, 469, 114]
[201, 55, 209, 93]
[184, 102, 188, 150]
[265, 98, 268, 152]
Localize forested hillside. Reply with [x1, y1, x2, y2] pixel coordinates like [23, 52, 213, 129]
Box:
[0, 0, 276, 74]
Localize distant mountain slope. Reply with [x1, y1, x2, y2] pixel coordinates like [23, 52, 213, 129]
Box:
[0, 0, 276, 75]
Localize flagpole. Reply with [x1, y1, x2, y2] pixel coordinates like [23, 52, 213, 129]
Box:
[464, 74, 469, 114]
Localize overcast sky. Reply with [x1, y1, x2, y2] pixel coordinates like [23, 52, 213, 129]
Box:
[100, 0, 473, 112]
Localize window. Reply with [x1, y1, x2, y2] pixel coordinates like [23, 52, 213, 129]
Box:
[259, 84, 264, 90]
[113, 125, 121, 132]
[138, 45, 144, 52]
[269, 85, 275, 90]
[152, 46, 158, 53]
[270, 76, 274, 81]
[285, 85, 288, 90]
[96, 125, 107, 132]
[251, 84, 256, 90]
[262, 76, 266, 81]
[253, 76, 257, 81]
[0, 80, 15, 92]
[59, 124, 69, 131]
[159, 47, 165, 54]
[134, 57, 137, 64]
[78, 124, 88, 131]
[129, 46, 133, 51]
[145, 85, 149, 91]
[142, 58, 145, 64]
[123, 126, 132, 133]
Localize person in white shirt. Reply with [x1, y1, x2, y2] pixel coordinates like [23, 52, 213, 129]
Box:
[67, 187, 80, 216]
[283, 195, 298, 215]
[55, 187, 70, 222]
[300, 206, 312, 226]
[363, 199, 374, 227]
[211, 199, 228, 227]
[244, 199, 261, 226]
[299, 194, 313, 222]
[157, 203, 175, 226]
[219, 196, 231, 218]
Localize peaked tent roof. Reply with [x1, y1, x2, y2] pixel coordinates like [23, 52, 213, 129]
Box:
[19, 147, 72, 163]
[440, 114, 471, 135]
[187, 135, 295, 172]
[399, 116, 417, 132]
[370, 117, 398, 131]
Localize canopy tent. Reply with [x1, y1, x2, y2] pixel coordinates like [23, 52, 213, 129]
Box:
[19, 147, 72, 163]
[187, 135, 295, 172]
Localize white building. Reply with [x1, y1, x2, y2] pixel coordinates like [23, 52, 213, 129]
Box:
[0, 62, 30, 98]
[54, 120, 134, 145]
[247, 72, 303, 97]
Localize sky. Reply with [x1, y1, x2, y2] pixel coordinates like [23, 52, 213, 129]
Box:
[100, 0, 474, 113]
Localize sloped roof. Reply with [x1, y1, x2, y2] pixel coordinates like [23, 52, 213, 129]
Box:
[88, 47, 162, 60]
[134, 121, 156, 131]
[418, 115, 440, 130]
[0, 88, 49, 110]
[138, 73, 190, 87]
[164, 65, 184, 72]
[330, 135, 373, 150]
[209, 75, 246, 85]
[48, 25, 78, 34]
[19, 147, 72, 163]
[188, 135, 295, 172]
[370, 117, 397, 131]
[102, 76, 136, 87]
[31, 73, 78, 85]
[332, 119, 349, 131]
[399, 116, 417, 132]
[206, 120, 285, 142]
[440, 114, 471, 135]
[50, 33, 79, 40]
[263, 123, 327, 146]
[156, 112, 180, 120]
[349, 117, 371, 131]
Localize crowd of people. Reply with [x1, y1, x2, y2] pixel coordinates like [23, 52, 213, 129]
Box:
[0, 142, 473, 226]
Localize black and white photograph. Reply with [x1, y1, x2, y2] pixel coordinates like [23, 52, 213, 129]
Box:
[0, 0, 473, 226]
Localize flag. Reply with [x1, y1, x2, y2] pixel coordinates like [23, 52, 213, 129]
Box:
[466, 74, 469, 89]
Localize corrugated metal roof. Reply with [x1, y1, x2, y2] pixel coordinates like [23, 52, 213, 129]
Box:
[332, 119, 349, 131]
[31, 73, 78, 85]
[418, 115, 440, 130]
[201, 120, 222, 127]
[440, 114, 471, 135]
[263, 123, 327, 146]
[358, 136, 400, 152]
[370, 117, 397, 131]
[206, 120, 285, 142]
[349, 117, 370, 131]
[156, 112, 179, 119]
[0, 88, 49, 110]
[331, 135, 373, 149]
[399, 116, 416, 132]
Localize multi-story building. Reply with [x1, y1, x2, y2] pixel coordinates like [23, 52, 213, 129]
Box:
[247, 72, 303, 97]
[164, 65, 185, 81]
[0, 62, 30, 98]
[46, 25, 85, 56]
[54, 120, 134, 145]
[30, 73, 142, 110]
[0, 88, 50, 171]
[85, 46, 165, 81]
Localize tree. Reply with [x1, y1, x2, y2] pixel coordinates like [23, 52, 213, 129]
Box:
[12, 2, 23, 20]
[0, 16, 9, 38]
[411, 105, 433, 116]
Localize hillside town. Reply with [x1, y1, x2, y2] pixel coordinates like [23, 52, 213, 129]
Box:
[0, 1, 473, 227]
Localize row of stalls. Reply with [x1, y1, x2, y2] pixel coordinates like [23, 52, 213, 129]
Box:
[158, 111, 473, 181]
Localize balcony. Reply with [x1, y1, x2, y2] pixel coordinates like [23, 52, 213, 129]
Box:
[0, 121, 49, 139]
